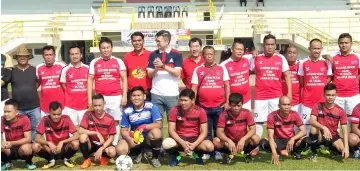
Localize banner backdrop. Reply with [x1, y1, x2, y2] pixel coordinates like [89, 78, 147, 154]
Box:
[120, 29, 178, 46]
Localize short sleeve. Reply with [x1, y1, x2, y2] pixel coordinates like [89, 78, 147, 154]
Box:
[222, 65, 230, 81]
[245, 111, 255, 126]
[294, 112, 304, 127]
[326, 60, 333, 76]
[66, 117, 77, 134]
[174, 53, 183, 68]
[36, 117, 46, 135]
[267, 114, 275, 129]
[147, 52, 156, 70]
[281, 55, 289, 72]
[168, 107, 178, 122]
[198, 108, 208, 124]
[108, 119, 117, 135]
[298, 59, 305, 76]
[310, 104, 319, 117]
[88, 60, 95, 75]
[191, 66, 200, 85]
[22, 116, 31, 132]
[80, 112, 90, 129]
[120, 112, 131, 128]
[60, 66, 67, 83]
[151, 104, 162, 122]
[351, 105, 360, 124]
[115, 58, 126, 71]
[339, 109, 348, 125]
[1, 68, 11, 83]
[354, 53, 360, 67]
[217, 112, 226, 128]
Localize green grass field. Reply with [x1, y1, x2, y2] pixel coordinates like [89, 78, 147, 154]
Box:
[8, 119, 360, 170]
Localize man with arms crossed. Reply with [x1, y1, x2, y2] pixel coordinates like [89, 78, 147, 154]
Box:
[162, 89, 214, 166]
[116, 86, 162, 167]
[298, 39, 332, 135]
[309, 83, 349, 162]
[260, 96, 310, 165]
[79, 94, 117, 169]
[213, 93, 260, 164]
[36, 45, 65, 117]
[88, 37, 127, 145]
[60, 45, 89, 125]
[251, 34, 292, 139]
[1, 99, 36, 170]
[32, 101, 79, 169]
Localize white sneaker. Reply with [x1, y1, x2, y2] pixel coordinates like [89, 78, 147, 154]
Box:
[202, 154, 211, 160]
[215, 151, 223, 160]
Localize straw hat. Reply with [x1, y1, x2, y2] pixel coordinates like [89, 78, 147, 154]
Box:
[13, 45, 33, 59]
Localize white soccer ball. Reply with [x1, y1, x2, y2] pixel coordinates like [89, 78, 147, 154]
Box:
[116, 155, 133, 171]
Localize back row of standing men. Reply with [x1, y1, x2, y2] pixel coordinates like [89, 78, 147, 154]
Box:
[1, 30, 359, 157]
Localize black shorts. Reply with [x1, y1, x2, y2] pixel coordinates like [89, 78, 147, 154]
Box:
[319, 135, 341, 147]
[274, 138, 300, 153]
[52, 143, 69, 160]
[177, 136, 198, 151]
[89, 141, 115, 157]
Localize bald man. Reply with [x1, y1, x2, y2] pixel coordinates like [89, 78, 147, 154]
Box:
[260, 96, 311, 165]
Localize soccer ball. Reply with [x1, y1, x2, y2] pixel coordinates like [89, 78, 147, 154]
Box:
[116, 155, 133, 171]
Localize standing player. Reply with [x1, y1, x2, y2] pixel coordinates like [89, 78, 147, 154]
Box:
[349, 103, 360, 158]
[283, 46, 302, 114]
[309, 83, 349, 162]
[36, 45, 65, 117]
[251, 34, 292, 138]
[213, 93, 260, 164]
[298, 39, 332, 134]
[87, 37, 128, 145]
[123, 32, 152, 103]
[162, 89, 214, 166]
[147, 30, 183, 118]
[79, 94, 117, 169]
[32, 101, 79, 169]
[331, 33, 360, 121]
[220, 41, 253, 111]
[116, 86, 163, 167]
[182, 38, 204, 89]
[1, 99, 36, 170]
[60, 45, 89, 125]
[260, 96, 310, 165]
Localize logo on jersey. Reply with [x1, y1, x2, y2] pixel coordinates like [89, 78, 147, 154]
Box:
[335, 61, 339, 65]
[351, 60, 358, 65]
[320, 67, 326, 71]
[177, 116, 183, 120]
[275, 122, 281, 126]
[169, 58, 174, 63]
[131, 66, 146, 79]
[258, 61, 263, 64]
[305, 67, 310, 71]
[229, 67, 233, 71]
[69, 74, 73, 78]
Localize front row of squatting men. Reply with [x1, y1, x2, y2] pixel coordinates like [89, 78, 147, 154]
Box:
[2, 84, 360, 169]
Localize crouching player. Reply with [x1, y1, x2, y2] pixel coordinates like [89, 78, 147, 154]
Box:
[260, 96, 311, 165]
[349, 103, 360, 158]
[309, 83, 349, 162]
[1, 99, 36, 170]
[162, 89, 214, 166]
[213, 93, 260, 164]
[79, 94, 117, 169]
[32, 101, 79, 169]
[116, 86, 163, 167]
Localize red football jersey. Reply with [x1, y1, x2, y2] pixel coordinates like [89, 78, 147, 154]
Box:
[181, 56, 204, 88]
[80, 111, 116, 142]
[282, 61, 301, 106]
[89, 56, 126, 96]
[251, 54, 289, 100]
[36, 115, 77, 145]
[331, 52, 360, 97]
[220, 55, 252, 104]
[60, 63, 89, 110]
[267, 110, 303, 139]
[168, 105, 207, 138]
[1, 115, 31, 141]
[123, 49, 152, 90]
[191, 64, 229, 108]
[217, 109, 255, 142]
[36, 62, 65, 113]
[298, 58, 332, 108]
[311, 103, 347, 136]
[351, 103, 360, 130]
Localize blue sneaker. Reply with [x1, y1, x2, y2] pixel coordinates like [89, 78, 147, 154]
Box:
[169, 155, 180, 167]
[195, 157, 204, 165]
[354, 149, 360, 159]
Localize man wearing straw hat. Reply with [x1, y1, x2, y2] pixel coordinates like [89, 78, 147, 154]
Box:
[10, 45, 41, 140]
